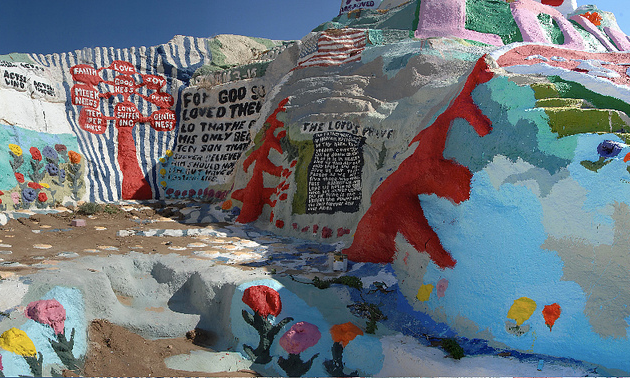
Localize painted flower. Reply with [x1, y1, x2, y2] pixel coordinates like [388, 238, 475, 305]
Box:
[59, 169, 66, 181]
[159, 158, 166, 164]
[28, 182, 43, 190]
[181, 190, 188, 197]
[0, 328, 37, 356]
[330, 322, 363, 347]
[165, 149, 173, 157]
[160, 168, 166, 176]
[0, 353, 3, 371]
[174, 190, 181, 197]
[11, 192, 20, 204]
[242, 285, 282, 318]
[222, 199, 233, 210]
[207, 189, 215, 198]
[54, 144, 67, 153]
[543, 303, 562, 331]
[197, 189, 203, 196]
[15, 172, 25, 183]
[8, 144, 22, 156]
[68, 151, 81, 164]
[22, 188, 37, 203]
[581, 11, 602, 26]
[597, 140, 623, 158]
[42, 146, 58, 161]
[29, 147, 42, 161]
[166, 188, 174, 195]
[25, 299, 66, 335]
[160, 181, 167, 188]
[189, 190, 196, 197]
[0, 191, 4, 196]
[46, 163, 59, 176]
[39, 183, 50, 189]
[37, 192, 48, 203]
[280, 322, 321, 355]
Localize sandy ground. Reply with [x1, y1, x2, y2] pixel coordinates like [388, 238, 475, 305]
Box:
[0, 203, 263, 377]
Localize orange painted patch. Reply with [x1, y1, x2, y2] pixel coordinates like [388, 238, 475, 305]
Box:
[330, 322, 363, 347]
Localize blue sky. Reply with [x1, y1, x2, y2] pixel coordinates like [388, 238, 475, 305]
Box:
[0, 0, 627, 55]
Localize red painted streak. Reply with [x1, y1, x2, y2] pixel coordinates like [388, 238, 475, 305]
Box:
[117, 126, 153, 199]
[541, 0, 564, 6]
[343, 57, 493, 268]
[232, 98, 290, 223]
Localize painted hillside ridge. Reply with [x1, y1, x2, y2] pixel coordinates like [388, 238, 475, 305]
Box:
[3, 0, 630, 375]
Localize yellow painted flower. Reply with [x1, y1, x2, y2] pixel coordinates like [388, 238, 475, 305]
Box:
[159, 158, 166, 164]
[160, 181, 167, 188]
[0, 328, 37, 356]
[416, 284, 434, 302]
[8, 144, 22, 157]
[165, 149, 173, 157]
[160, 168, 166, 176]
[507, 297, 537, 326]
[39, 183, 50, 189]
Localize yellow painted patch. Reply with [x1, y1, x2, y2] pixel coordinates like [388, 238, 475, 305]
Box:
[507, 297, 537, 326]
[0, 328, 37, 356]
[416, 284, 434, 301]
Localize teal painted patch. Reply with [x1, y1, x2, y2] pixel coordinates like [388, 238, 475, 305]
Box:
[0, 53, 35, 64]
[537, 13, 564, 45]
[444, 76, 572, 174]
[465, 0, 522, 44]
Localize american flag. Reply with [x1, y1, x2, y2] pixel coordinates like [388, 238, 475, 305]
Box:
[297, 28, 368, 69]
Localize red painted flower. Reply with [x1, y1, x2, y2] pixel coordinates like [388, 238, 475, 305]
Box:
[29, 147, 42, 161]
[0, 191, 4, 195]
[581, 11, 602, 26]
[28, 182, 43, 190]
[38, 192, 48, 202]
[15, 173, 24, 183]
[242, 285, 282, 318]
[543, 303, 562, 331]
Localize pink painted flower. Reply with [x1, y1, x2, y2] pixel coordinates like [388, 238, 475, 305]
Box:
[279, 322, 321, 355]
[25, 299, 66, 335]
[242, 285, 282, 318]
[11, 192, 20, 204]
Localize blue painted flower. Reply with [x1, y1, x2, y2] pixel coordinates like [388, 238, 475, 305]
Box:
[46, 163, 59, 176]
[42, 146, 58, 161]
[231, 207, 241, 216]
[597, 140, 624, 158]
[59, 169, 66, 181]
[22, 188, 37, 203]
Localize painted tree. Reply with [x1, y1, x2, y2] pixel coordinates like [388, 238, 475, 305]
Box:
[231, 98, 290, 223]
[70, 60, 176, 199]
[343, 56, 494, 268]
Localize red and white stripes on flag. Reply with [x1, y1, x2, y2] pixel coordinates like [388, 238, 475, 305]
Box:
[297, 29, 367, 69]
